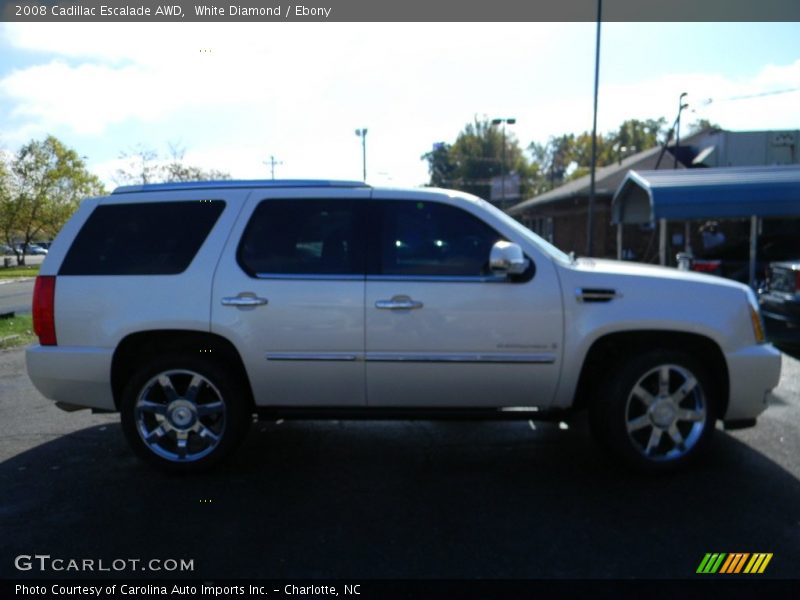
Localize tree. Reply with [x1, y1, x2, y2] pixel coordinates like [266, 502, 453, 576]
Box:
[422, 117, 532, 202]
[686, 118, 721, 135]
[423, 142, 457, 189]
[115, 144, 159, 185]
[0, 136, 105, 265]
[528, 134, 583, 189]
[161, 143, 231, 183]
[611, 117, 667, 155]
[423, 117, 673, 205]
[115, 142, 231, 185]
[527, 118, 669, 191]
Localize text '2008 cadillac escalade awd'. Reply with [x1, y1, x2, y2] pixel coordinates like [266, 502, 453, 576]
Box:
[26, 180, 782, 472]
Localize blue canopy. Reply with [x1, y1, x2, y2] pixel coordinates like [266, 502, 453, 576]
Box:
[612, 165, 800, 224]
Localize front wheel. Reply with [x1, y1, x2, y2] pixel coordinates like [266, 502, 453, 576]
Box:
[120, 354, 251, 472]
[589, 350, 717, 472]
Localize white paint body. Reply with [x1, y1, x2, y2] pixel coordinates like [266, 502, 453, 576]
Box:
[27, 184, 781, 423]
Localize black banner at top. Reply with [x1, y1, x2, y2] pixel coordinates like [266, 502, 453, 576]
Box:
[2, 0, 800, 22]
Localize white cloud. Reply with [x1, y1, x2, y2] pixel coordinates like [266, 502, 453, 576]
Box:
[527, 60, 800, 141]
[0, 23, 564, 138]
[1, 23, 798, 188]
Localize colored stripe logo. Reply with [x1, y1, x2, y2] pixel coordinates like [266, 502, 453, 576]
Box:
[696, 553, 773, 574]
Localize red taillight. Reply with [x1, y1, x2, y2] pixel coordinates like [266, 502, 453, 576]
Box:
[32, 275, 57, 346]
[691, 260, 721, 274]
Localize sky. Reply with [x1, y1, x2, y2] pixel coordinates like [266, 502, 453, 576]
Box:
[0, 21, 799, 190]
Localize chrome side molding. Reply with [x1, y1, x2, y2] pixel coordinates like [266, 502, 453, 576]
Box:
[264, 352, 556, 364]
[266, 353, 359, 361]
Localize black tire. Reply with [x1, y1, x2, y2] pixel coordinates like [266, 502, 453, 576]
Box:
[120, 353, 251, 473]
[589, 350, 717, 472]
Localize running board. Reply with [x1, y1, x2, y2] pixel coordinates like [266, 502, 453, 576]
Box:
[254, 406, 573, 422]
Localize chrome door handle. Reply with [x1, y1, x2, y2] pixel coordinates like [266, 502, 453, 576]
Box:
[375, 297, 423, 310]
[222, 295, 269, 307]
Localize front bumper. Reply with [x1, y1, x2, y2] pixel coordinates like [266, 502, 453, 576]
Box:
[724, 343, 782, 420]
[26, 345, 116, 412]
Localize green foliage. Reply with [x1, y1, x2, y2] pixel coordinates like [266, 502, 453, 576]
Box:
[687, 118, 721, 135]
[0, 314, 35, 349]
[0, 136, 106, 265]
[0, 265, 40, 278]
[422, 117, 535, 202]
[424, 117, 671, 203]
[614, 118, 667, 154]
[530, 117, 668, 189]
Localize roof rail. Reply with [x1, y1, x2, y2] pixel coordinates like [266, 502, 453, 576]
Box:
[111, 179, 370, 195]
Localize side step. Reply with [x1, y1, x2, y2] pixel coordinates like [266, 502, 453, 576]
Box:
[255, 406, 574, 422]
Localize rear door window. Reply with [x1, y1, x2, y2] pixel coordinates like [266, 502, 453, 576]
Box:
[60, 200, 225, 275]
[237, 199, 365, 277]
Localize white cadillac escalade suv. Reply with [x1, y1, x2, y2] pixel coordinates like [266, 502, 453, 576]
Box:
[26, 180, 782, 472]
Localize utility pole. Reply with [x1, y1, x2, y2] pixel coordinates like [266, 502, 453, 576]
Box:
[264, 155, 282, 180]
[491, 118, 516, 208]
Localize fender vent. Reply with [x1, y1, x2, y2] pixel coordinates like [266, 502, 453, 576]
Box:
[576, 288, 620, 303]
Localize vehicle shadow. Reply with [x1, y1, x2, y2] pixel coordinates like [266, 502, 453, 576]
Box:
[2, 418, 798, 579]
[776, 344, 800, 361]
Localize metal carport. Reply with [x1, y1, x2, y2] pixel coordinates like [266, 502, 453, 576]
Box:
[611, 165, 800, 287]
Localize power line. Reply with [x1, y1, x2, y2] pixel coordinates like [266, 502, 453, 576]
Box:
[727, 87, 800, 101]
[702, 87, 800, 105]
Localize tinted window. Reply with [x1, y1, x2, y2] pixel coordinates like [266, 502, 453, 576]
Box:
[60, 201, 224, 275]
[379, 201, 503, 276]
[238, 199, 363, 276]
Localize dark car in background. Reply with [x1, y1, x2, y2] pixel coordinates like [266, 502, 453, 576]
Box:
[760, 261, 800, 349]
[692, 233, 800, 288]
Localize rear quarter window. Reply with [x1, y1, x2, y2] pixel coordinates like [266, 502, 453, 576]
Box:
[59, 200, 225, 275]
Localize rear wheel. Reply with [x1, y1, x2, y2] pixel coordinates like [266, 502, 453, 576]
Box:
[120, 354, 251, 472]
[589, 350, 717, 472]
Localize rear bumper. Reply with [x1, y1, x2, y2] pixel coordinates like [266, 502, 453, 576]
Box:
[26, 345, 116, 412]
[724, 343, 782, 420]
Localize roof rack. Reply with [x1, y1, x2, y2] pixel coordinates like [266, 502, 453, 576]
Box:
[112, 179, 370, 195]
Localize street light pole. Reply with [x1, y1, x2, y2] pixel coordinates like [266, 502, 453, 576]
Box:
[674, 92, 689, 257]
[586, 0, 602, 257]
[674, 92, 689, 169]
[354, 128, 368, 181]
[491, 117, 516, 208]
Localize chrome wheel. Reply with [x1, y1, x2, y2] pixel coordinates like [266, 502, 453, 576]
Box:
[625, 364, 707, 462]
[134, 369, 226, 462]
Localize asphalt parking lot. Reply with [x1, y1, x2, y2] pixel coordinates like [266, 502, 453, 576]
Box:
[1, 345, 799, 581]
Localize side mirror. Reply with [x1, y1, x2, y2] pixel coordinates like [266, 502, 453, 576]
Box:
[489, 241, 529, 276]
